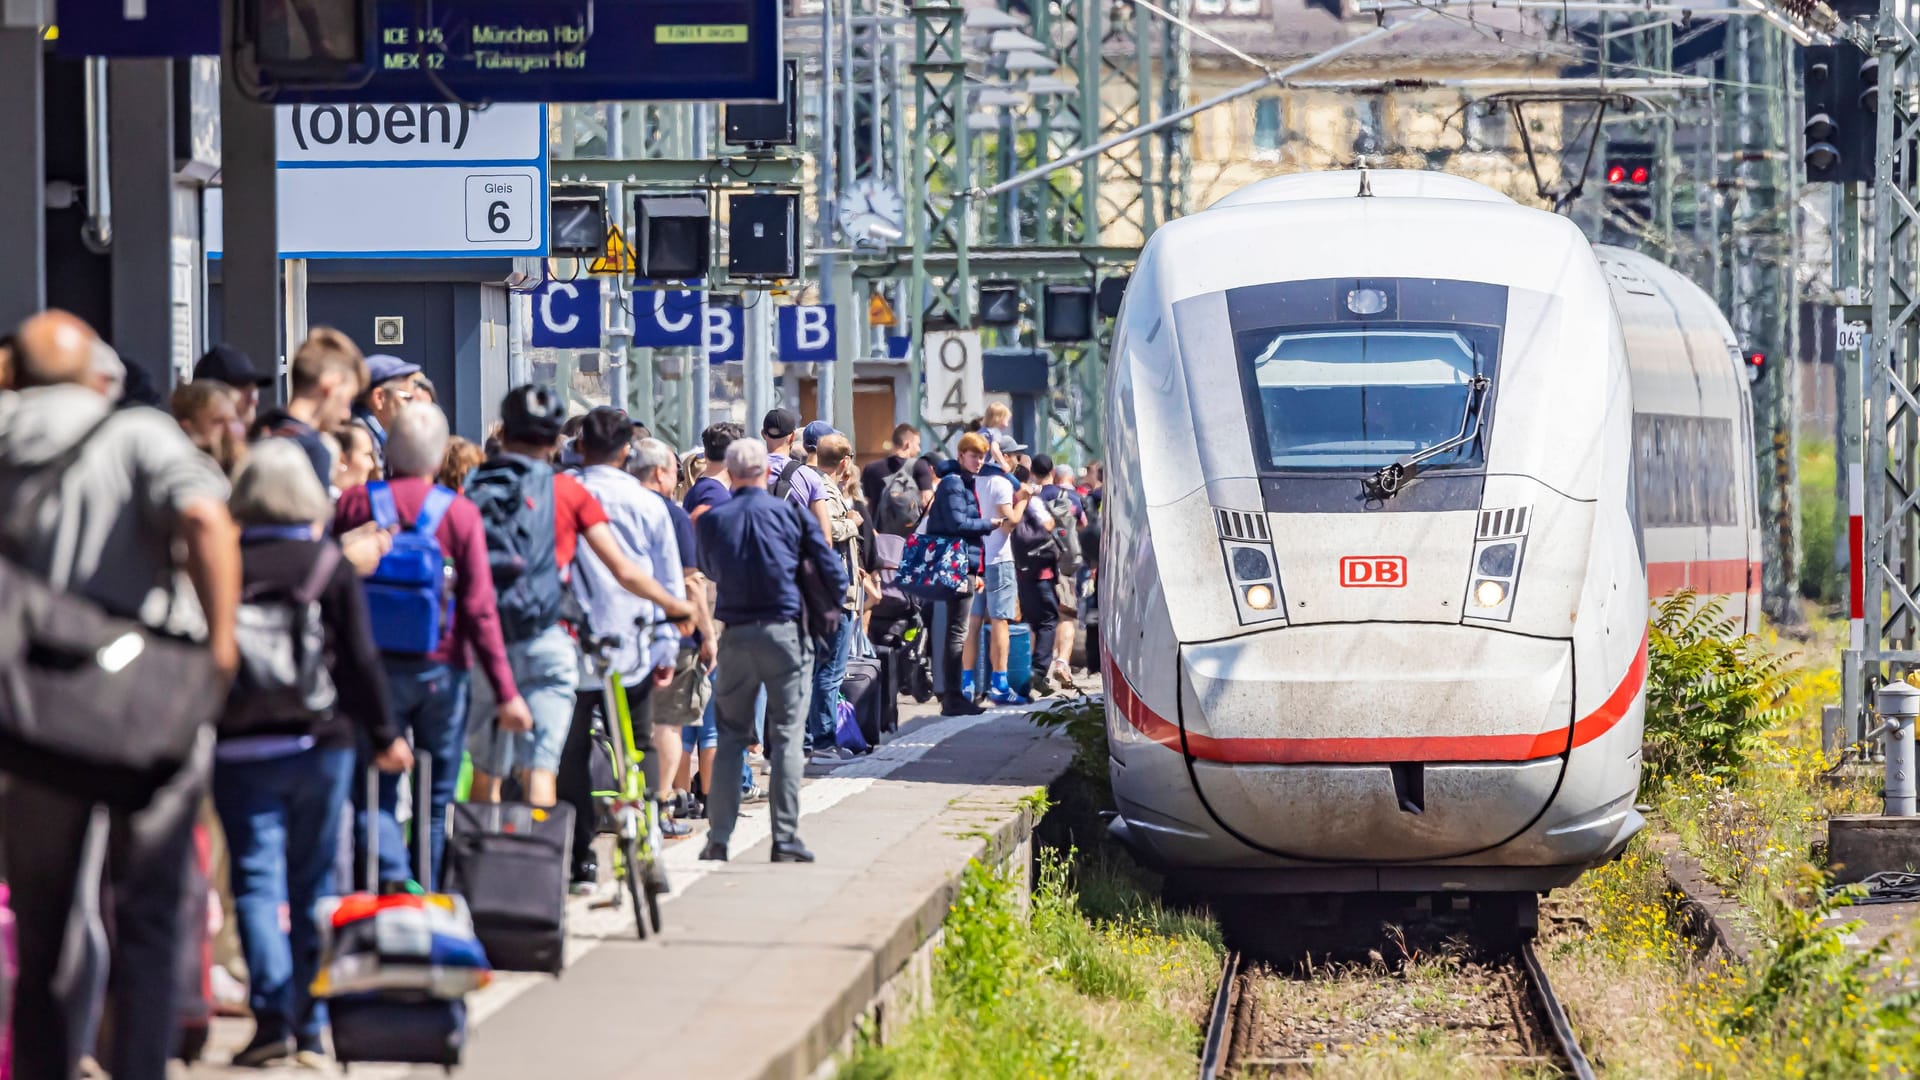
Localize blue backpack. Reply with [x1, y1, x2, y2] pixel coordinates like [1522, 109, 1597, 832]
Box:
[464, 454, 562, 644]
[364, 482, 457, 655]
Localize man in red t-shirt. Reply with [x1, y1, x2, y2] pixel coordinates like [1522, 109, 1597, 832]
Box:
[333, 403, 530, 888]
[465, 386, 693, 810]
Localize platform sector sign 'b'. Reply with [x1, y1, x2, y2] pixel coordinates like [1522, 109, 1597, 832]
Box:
[923, 330, 983, 424]
[531, 279, 602, 349]
[776, 305, 836, 363]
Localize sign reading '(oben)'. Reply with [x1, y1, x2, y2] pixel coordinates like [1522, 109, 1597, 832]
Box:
[207, 103, 547, 259]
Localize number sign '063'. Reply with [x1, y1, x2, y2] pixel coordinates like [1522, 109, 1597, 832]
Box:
[923, 330, 984, 424]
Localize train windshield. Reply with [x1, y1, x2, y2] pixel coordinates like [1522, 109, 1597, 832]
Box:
[1238, 326, 1492, 470]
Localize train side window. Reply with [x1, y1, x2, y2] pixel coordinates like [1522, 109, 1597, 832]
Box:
[1634, 413, 1740, 528]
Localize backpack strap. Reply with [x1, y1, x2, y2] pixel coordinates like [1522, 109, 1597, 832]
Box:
[415, 484, 457, 537]
[293, 543, 343, 605]
[367, 481, 400, 530]
[772, 459, 804, 500]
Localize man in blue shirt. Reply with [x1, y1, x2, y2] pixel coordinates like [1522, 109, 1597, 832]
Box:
[695, 437, 847, 864]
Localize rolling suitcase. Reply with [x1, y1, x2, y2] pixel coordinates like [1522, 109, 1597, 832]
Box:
[841, 656, 886, 746]
[174, 823, 214, 1063]
[443, 800, 573, 974]
[870, 643, 903, 734]
[975, 623, 1034, 698]
[320, 753, 482, 1069]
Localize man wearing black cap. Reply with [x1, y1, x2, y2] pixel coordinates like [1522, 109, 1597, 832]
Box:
[195, 343, 276, 429]
[352, 354, 423, 473]
[762, 407, 833, 545]
[465, 387, 694, 811]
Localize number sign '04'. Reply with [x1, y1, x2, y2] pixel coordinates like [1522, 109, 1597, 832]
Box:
[923, 330, 984, 425]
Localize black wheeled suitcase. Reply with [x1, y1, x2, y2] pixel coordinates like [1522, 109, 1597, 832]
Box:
[842, 656, 886, 746]
[443, 800, 573, 974]
[870, 644, 903, 734]
[328, 752, 474, 1069]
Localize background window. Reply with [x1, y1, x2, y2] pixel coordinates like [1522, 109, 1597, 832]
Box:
[1253, 98, 1282, 158]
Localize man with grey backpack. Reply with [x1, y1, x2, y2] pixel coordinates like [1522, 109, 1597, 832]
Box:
[0, 311, 240, 1080]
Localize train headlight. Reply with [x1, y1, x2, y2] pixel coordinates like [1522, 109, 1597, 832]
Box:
[1214, 510, 1286, 626]
[1466, 507, 1529, 623]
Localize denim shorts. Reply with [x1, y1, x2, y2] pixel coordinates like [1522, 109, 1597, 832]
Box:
[469, 623, 579, 775]
[970, 561, 1018, 621]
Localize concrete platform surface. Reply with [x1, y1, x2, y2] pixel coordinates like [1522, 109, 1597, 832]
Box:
[184, 699, 1075, 1080]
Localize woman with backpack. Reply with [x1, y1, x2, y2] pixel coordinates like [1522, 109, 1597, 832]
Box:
[216, 440, 413, 1068]
[922, 432, 999, 716]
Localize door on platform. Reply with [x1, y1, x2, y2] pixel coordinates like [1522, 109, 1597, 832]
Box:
[853, 379, 897, 466]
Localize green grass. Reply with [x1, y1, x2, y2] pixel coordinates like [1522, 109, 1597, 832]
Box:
[839, 847, 1222, 1080]
[1800, 438, 1839, 605]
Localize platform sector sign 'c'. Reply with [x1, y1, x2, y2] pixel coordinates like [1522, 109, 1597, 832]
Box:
[271, 0, 782, 104]
[204, 103, 548, 259]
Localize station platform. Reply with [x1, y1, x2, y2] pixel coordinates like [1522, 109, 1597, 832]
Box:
[183, 698, 1074, 1079]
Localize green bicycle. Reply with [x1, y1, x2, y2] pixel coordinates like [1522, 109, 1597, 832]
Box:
[579, 631, 668, 939]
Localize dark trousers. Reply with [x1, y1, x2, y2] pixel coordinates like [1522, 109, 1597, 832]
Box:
[930, 595, 970, 703]
[1017, 573, 1059, 679]
[354, 661, 468, 890]
[1, 733, 211, 1080]
[559, 680, 655, 870]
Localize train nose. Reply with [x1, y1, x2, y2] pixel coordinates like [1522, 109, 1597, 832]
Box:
[1171, 624, 1574, 861]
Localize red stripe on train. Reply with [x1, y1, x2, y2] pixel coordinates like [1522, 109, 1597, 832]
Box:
[1104, 629, 1649, 765]
[1646, 559, 1760, 597]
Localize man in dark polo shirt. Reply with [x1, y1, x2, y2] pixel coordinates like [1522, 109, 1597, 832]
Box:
[694, 437, 846, 865]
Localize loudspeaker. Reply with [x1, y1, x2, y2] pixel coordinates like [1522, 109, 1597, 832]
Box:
[1043, 285, 1094, 343]
[728, 193, 800, 279]
[977, 282, 1022, 326]
[634, 194, 710, 280]
[725, 60, 800, 147]
[1097, 274, 1130, 318]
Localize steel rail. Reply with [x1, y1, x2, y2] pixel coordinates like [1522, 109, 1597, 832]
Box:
[1198, 950, 1240, 1080]
[1518, 940, 1597, 1080]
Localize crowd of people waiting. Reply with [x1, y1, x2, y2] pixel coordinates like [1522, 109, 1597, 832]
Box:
[0, 311, 1105, 1078]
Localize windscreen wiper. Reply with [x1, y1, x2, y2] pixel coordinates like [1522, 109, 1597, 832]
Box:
[1361, 374, 1492, 501]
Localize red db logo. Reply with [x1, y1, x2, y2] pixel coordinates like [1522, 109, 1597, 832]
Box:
[1340, 556, 1407, 588]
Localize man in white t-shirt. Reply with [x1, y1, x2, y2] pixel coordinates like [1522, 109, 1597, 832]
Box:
[960, 432, 1028, 705]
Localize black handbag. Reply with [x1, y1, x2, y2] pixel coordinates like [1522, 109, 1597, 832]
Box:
[0, 412, 227, 810]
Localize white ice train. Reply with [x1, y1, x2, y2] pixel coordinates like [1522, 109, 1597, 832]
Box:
[1101, 170, 1759, 900]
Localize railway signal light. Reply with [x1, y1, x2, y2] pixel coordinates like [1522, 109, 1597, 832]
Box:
[1602, 141, 1654, 244]
[1801, 43, 1876, 184]
[1745, 350, 1767, 384]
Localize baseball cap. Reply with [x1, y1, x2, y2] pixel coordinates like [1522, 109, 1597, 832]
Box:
[802, 420, 838, 453]
[995, 432, 1028, 455]
[500, 384, 566, 443]
[762, 407, 801, 441]
[365, 354, 422, 388]
[579, 406, 632, 458]
[194, 343, 275, 388]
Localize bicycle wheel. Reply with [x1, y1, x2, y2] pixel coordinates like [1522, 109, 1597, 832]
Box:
[621, 834, 647, 941]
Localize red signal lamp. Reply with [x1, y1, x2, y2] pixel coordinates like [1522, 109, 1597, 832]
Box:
[1745, 351, 1766, 382]
[1607, 164, 1626, 184]
[1630, 165, 1650, 185]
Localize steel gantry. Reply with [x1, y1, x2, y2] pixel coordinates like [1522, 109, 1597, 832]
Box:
[1850, 0, 1920, 730]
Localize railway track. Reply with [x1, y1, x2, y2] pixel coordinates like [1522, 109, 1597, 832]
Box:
[1199, 941, 1596, 1079]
